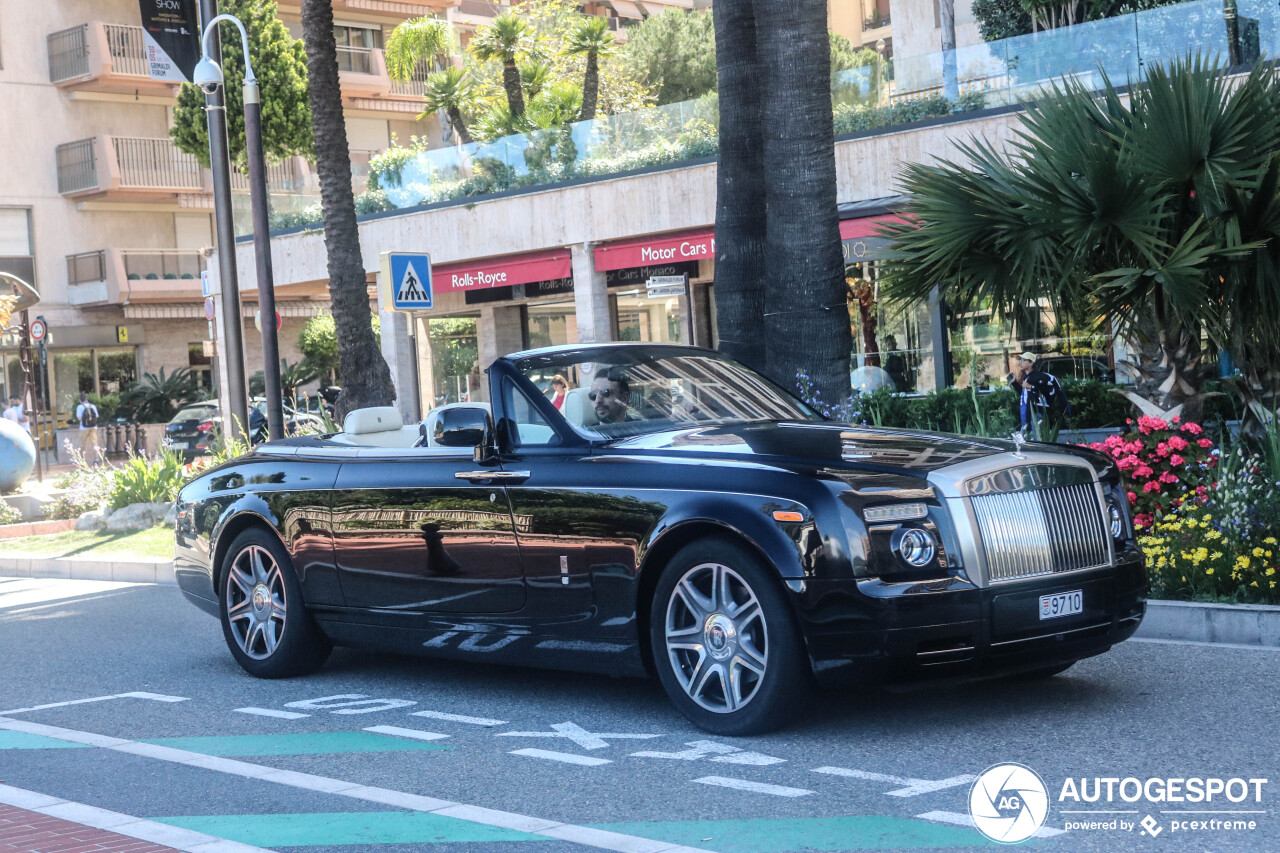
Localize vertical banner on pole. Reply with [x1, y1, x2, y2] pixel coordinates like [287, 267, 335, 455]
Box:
[138, 0, 202, 82]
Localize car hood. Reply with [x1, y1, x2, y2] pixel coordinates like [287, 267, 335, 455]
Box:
[606, 421, 1030, 477]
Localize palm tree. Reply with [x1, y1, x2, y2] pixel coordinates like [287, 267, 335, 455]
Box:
[519, 58, 552, 101]
[712, 0, 768, 374]
[299, 0, 396, 418]
[422, 67, 475, 144]
[713, 0, 850, 400]
[879, 58, 1280, 420]
[121, 368, 199, 423]
[470, 11, 531, 118]
[385, 15, 456, 80]
[563, 15, 615, 122]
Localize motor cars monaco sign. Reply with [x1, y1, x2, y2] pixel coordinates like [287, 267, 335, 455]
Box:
[138, 0, 200, 83]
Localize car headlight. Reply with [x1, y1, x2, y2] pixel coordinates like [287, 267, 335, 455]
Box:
[1107, 500, 1125, 539]
[892, 527, 937, 568]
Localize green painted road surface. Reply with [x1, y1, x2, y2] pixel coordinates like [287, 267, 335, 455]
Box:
[141, 731, 452, 756]
[155, 812, 992, 851]
[0, 731, 90, 750]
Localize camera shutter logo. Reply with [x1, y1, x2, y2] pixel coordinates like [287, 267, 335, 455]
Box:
[969, 763, 1050, 843]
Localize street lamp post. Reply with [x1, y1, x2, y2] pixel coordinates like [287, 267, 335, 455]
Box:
[196, 1, 250, 442]
[194, 13, 285, 442]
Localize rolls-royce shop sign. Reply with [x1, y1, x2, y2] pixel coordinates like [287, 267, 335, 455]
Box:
[138, 0, 200, 83]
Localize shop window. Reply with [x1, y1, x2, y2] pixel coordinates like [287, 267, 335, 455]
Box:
[948, 301, 1113, 390]
[846, 259, 933, 395]
[614, 291, 687, 344]
[188, 342, 212, 390]
[427, 317, 480, 406]
[526, 301, 577, 349]
[502, 379, 558, 447]
[52, 350, 93, 424]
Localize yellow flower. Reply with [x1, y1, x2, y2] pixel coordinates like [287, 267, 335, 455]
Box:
[1211, 551, 1224, 561]
[1236, 555, 1252, 570]
[1253, 547, 1265, 558]
[1266, 537, 1278, 546]
[1251, 581, 1259, 587]
[1207, 568, 1215, 575]
[1267, 568, 1276, 577]
[1272, 581, 1277, 589]
[1206, 530, 1223, 541]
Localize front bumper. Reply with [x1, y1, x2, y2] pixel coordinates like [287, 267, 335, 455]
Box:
[791, 554, 1147, 687]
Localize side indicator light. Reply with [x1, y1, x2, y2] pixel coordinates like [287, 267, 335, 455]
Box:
[772, 510, 805, 523]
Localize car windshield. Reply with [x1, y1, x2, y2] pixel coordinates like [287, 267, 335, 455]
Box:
[172, 406, 216, 422]
[514, 346, 821, 440]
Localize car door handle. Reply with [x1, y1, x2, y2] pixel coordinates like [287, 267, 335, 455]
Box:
[455, 470, 531, 483]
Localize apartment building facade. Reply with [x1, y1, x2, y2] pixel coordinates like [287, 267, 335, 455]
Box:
[0, 0, 693, 426]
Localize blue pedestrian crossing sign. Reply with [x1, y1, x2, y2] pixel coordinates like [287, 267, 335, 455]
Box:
[384, 252, 433, 311]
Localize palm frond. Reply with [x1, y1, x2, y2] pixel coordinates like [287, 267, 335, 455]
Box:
[385, 16, 456, 80]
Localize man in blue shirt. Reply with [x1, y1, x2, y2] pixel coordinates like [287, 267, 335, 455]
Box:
[1012, 352, 1071, 440]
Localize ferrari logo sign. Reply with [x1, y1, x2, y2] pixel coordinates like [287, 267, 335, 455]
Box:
[380, 252, 433, 311]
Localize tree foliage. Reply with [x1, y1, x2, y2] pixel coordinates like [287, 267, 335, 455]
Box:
[170, 0, 313, 170]
[880, 58, 1280, 418]
[120, 368, 199, 423]
[298, 311, 380, 381]
[623, 8, 717, 105]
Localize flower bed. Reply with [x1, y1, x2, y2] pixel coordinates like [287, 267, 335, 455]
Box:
[1086, 416, 1216, 531]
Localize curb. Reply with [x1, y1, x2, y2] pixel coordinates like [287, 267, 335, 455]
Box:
[0, 519, 77, 540]
[0, 556, 174, 585]
[1135, 599, 1280, 648]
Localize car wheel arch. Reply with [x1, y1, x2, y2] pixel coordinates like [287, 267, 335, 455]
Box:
[211, 511, 287, 594]
[635, 519, 791, 677]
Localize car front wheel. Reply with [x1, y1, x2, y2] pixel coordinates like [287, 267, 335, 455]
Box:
[219, 527, 331, 678]
[651, 537, 808, 735]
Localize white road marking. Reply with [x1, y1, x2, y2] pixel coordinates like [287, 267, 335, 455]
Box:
[1131, 637, 1280, 652]
[0, 783, 272, 853]
[510, 748, 613, 766]
[412, 710, 507, 726]
[497, 721, 662, 750]
[916, 810, 1066, 838]
[693, 776, 813, 797]
[812, 766, 975, 797]
[0, 578, 140, 610]
[0, 716, 712, 853]
[0, 691, 188, 716]
[284, 694, 416, 714]
[234, 707, 310, 719]
[364, 725, 449, 742]
[630, 740, 783, 765]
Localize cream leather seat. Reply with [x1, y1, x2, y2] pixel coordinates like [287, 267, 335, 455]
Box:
[335, 406, 420, 447]
[561, 387, 598, 428]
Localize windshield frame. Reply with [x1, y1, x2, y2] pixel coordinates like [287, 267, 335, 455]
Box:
[504, 344, 824, 444]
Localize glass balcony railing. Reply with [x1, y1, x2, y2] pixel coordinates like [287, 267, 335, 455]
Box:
[249, 0, 1260, 236]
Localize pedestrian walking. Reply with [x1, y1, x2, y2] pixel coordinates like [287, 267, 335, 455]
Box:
[1012, 352, 1071, 440]
[2, 394, 30, 434]
[75, 392, 100, 462]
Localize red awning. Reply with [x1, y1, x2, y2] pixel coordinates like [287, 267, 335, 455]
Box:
[592, 229, 716, 273]
[432, 249, 572, 293]
[840, 213, 908, 240]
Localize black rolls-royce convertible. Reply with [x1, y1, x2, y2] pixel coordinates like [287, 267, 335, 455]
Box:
[174, 343, 1146, 734]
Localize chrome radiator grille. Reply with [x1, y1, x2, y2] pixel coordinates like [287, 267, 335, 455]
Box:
[970, 481, 1111, 582]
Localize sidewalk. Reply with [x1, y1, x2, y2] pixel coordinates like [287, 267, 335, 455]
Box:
[0, 803, 181, 853]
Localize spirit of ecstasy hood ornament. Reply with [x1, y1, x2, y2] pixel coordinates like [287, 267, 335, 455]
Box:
[1011, 431, 1027, 457]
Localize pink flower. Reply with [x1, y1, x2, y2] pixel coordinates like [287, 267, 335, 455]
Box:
[1169, 453, 1185, 466]
[1195, 485, 1208, 496]
[1127, 491, 1138, 504]
[1089, 442, 1104, 451]
[1159, 471, 1180, 484]
[1143, 480, 1163, 494]
[1181, 422, 1203, 435]
[1118, 455, 1140, 471]
[1168, 435, 1189, 451]
[1138, 415, 1169, 433]
[1172, 415, 1181, 423]
[1155, 442, 1172, 457]
[1134, 512, 1153, 529]
[1134, 465, 1154, 479]
[1198, 438, 1213, 448]
[1105, 434, 1122, 447]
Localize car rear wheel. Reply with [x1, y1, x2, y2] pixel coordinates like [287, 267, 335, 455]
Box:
[650, 537, 808, 735]
[219, 527, 330, 678]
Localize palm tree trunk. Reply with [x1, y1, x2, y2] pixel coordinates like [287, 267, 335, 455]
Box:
[300, 0, 396, 419]
[579, 51, 599, 122]
[447, 106, 474, 144]
[1120, 309, 1205, 421]
[752, 0, 851, 404]
[712, 0, 768, 374]
[503, 58, 525, 116]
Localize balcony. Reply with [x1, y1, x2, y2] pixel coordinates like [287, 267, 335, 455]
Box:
[67, 249, 208, 307]
[337, 47, 440, 114]
[47, 22, 180, 98]
[56, 136, 207, 202]
[277, 0, 459, 22]
[228, 157, 316, 195]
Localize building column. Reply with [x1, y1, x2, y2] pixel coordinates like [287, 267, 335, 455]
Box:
[376, 271, 420, 423]
[478, 304, 527, 402]
[928, 285, 952, 392]
[571, 242, 611, 343]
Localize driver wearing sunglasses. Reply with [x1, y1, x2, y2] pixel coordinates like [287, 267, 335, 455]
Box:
[589, 368, 634, 424]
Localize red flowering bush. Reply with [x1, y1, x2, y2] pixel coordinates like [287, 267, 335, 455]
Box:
[1088, 415, 1217, 531]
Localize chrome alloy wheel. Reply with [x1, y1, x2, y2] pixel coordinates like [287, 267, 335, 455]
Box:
[664, 562, 768, 713]
[225, 544, 287, 660]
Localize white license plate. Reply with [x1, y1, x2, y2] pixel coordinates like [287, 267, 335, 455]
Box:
[169, 441, 188, 450]
[1040, 590, 1083, 620]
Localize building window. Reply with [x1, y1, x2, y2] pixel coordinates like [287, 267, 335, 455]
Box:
[188, 342, 212, 390]
[0, 208, 33, 256]
[333, 24, 383, 73]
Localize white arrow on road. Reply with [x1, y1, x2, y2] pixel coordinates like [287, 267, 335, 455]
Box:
[496, 721, 662, 750]
[0, 692, 187, 716]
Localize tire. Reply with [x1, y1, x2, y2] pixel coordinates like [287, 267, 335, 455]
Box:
[1012, 661, 1075, 680]
[650, 536, 809, 735]
[218, 527, 331, 678]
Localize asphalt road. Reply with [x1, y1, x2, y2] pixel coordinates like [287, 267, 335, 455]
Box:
[1, 576, 1278, 853]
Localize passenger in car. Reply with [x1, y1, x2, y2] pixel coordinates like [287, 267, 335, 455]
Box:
[590, 368, 636, 424]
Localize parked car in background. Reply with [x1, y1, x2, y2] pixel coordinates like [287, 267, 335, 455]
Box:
[1034, 354, 1115, 384]
[164, 403, 266, 461]
[249, 398, 324, 443]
